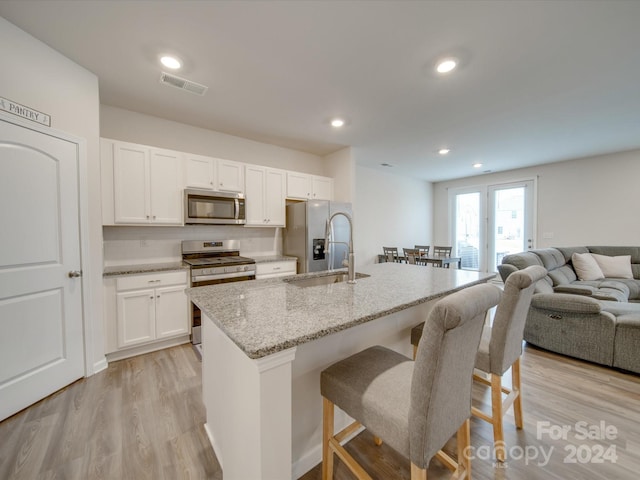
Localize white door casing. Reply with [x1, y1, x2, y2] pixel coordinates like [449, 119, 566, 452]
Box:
[0, 117, 85, 421]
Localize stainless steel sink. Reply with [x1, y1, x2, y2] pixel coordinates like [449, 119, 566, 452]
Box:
[284, 272, 370, 288]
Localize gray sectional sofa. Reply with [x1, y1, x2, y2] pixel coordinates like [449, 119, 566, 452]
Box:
[498, 246, 640, 374]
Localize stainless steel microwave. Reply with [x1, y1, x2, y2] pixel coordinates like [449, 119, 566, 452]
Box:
[184, 189, 246, 225]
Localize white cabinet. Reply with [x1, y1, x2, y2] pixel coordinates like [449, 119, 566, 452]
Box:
[105, 270, 189, 357]
[184, 153, 216, 190]
[311, 176, 333, 200]
[255, 260, 297, 279]
[184, 155, 245, 193]
[286, 172, 334, 200]
[107, 140, 183, 225]
[245, 166, 286, 227]
[218, 158, 245, 193]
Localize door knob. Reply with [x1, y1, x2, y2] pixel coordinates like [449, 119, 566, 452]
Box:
[68, 270, 82, 278]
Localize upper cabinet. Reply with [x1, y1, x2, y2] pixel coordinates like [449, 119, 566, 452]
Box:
[184, 153, 216, 190]
[102, 139, 183, 225]
[217, 159, 245, 193]
[245, 166, 286, 227]
[286, 172, 333, 200]
[185, 155, 245, 193]
[101, 137, 335, 227]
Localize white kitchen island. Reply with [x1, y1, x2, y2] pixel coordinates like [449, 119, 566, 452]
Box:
[188, 262, 496, 480]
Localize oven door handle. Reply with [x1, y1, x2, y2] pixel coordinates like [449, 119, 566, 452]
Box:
[192, 271, 256, 283]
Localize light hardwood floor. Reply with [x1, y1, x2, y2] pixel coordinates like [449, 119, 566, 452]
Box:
[1, 343, 639, 479]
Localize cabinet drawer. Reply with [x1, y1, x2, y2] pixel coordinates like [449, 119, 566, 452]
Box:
[116, 270, 187, 291]
[255, 261, 296, 278]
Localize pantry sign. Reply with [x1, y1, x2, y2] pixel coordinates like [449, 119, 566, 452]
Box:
[0, 96, 51, 127]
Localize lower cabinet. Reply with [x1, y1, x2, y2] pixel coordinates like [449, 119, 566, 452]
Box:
[104, 270, 189, 359]
[255, 260, 297, 279]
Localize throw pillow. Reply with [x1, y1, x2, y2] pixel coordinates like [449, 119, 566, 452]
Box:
[591, 253, 633, 279]
[572, 252, 604, 281]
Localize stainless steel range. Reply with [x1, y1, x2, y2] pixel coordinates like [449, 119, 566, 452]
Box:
[182, 240, 256, 345]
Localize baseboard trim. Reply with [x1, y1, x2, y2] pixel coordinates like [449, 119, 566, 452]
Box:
[105, 335, 190, 362]
[92, 357, 108, 375]
[204, 422, 223, 470]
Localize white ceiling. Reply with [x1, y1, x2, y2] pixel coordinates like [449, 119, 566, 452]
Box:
[2, 0, 640, 182]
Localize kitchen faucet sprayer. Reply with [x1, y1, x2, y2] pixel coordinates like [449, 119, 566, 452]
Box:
[325, 211, 356, 284]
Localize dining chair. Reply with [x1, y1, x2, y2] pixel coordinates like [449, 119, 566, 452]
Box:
[415, 245, 430, 257]
[410, 265, 547, 462]
[471, 265, 547, 462]
[403, 248, 420, 265]
[429, 246, 453, 268]
[383, 246, 400, 263]
[433, 246, 452, 257]
[321, 283, 502, 480]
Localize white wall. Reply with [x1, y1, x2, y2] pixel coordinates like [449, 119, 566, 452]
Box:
[355, 165, 433, 267]
[101, 105, 326, 174]
[433, 149, 640, 248]
[324, 146, 354, 203]
[0, 18, 104, 371]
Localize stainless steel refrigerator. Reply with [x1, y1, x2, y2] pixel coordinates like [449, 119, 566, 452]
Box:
[283, 200, 353, 274]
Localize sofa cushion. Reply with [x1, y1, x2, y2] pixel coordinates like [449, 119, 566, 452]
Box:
[548, 265, 577, 285]
[588, 246, 640, 280]
[534, 248, 567, 271]
[572, 252, 604, 281]
[607, 278, 640, 301]
[591, 254, 633, 279]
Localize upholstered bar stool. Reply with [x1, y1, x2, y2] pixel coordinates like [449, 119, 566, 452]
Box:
[471, 265, 547, 462]
[410, 265, 547, 462]
[321, 283, 502, 480]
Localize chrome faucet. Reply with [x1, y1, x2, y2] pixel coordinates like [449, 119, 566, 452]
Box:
[325, 211, 356, 284]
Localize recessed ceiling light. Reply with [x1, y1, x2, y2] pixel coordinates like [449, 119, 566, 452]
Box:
[436, 58, 458, 74]
[438, 148, 451, 155]
[160, 55, 181, 70]
[473, 162, 483, 168]
[330, 118, 345, 128]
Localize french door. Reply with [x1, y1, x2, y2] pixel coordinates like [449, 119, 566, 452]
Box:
[487, 181, 535, 272]
[450, 179, 535, 272]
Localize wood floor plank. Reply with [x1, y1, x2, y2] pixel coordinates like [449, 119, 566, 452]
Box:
[1, 343, 639, 479]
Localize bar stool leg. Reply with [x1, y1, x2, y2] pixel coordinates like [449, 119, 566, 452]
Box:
[322, 398, 335, 480]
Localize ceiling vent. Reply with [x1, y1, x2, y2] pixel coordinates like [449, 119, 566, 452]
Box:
[159, 72, 208, 96]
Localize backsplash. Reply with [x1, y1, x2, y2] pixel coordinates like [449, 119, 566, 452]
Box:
[103, 225, 282, 266]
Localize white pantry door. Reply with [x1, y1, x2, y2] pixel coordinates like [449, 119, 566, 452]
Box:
[0, 118, 84, 421]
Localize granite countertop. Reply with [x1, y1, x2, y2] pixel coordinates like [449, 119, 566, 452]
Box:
[103, 262, 189, 277]
[187, 263, 496, 359]
[250, 254, 297, 263]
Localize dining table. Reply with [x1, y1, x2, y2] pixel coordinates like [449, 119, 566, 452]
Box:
[377, 253, 462, 268]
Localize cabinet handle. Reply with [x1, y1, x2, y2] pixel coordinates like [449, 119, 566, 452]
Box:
[153, 215, 156, 220]
[146, 215, 150, 219]
[149, 296, 154, 300]
[148, 279, 161, 283]
[157, 295, 160, 299]
[273, 267, 281, 270]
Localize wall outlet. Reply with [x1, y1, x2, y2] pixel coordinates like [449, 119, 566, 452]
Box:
[140, 238, 148, 247]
